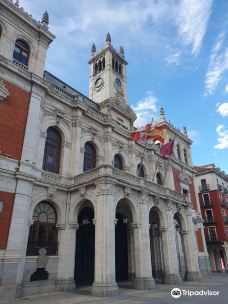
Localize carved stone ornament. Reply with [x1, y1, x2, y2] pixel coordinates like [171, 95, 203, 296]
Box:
[131, 222, 141, 229]
[178, 172, 192, 185]
[47, 186, 57, 199]
[96, 183, 115, 196]
[79, 187, 87, 198]
[68, 222, 79, 230]
[0, 80, 11, 101]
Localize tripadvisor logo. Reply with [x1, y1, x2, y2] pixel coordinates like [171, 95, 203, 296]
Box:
[171, 288, 182, 298]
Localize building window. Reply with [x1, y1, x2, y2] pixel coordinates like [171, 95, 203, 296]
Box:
[176, 144, 181, 159]
[136, 164, 144, 177]
[203, 193, 211, 207]
[208, 226, 217, 241]
[183, 148, 188, 163]
[156, 172, 163, 185]
[114, 154, 123, 170]
[205, 209, 214, 224]
[201, 179, 207, 190]
[13, 39, 29, 65]
[83, 142, 96, 172]
[26, 202, 58, 256]
[43, 127, 61, 174]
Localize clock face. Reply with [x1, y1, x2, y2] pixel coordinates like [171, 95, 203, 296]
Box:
[115, 77, 122, 90]
[94, 77, 103, 90]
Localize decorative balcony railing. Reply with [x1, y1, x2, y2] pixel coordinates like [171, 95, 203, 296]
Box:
[13, 59, 29, 71]
[199, 184, 210, 192]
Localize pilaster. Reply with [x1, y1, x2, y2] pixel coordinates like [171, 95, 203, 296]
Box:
[91, 182, 119, 296]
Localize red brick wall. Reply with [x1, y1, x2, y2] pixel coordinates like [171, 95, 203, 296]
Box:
[195, 229, 204, 252]
[0, 192, 15, 249]
[172, 167, 181, 193]
[0, 80, 30, 160]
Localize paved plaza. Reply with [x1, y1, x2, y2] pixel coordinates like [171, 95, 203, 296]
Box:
[3, 273, 228, 304]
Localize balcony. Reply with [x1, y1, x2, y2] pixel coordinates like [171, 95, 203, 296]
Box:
[13, 58, 29, 71]
[203, 201, 213, 208]
[224, 216, 228, 224]
[199, 184, 210, 192]
[223, 187, 228, 194]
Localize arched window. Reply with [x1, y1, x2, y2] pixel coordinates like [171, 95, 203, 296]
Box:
[83, 142, 96, 171]
[13, 39, 29, 65]
[26, 202, 58, 256]
[114, 154, 123, 170]
[183, 148, 188, 163]
[112, 58, 115, 70]
[94, 63, 98, 75]
[156, 172, 163, 185]
[98, 60, 102, 72]
[115, 61, 118, 73]
[102, 57, 105, 70]
[137, 163, 144, 177]
[42, 127, 61, 174]
[176, 144, 181, 159]
[119, 64, 122, 75]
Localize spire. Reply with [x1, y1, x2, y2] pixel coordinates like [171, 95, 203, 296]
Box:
[41, 10, 49, 29]
[120, 46, 125, 58]
[183, 126, 188, 137]
[91, 43, 96, 55]
[15, 0, 19, 7]
[160, 106, 165, 121]
[106, 32, 111, 45]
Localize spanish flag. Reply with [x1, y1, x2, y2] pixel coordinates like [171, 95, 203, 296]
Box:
[147, 126, 167, 143]
[130, 123, 152, 142]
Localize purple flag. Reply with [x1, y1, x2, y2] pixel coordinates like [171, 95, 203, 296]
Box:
[160, 139, 174, 158]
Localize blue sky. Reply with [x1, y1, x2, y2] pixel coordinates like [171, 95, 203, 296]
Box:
[20, 0, 228, 172]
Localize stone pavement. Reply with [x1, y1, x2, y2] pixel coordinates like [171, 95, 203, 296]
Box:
[4, 273, 228, 304]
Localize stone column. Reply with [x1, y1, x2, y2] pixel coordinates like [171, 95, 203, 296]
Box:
[182, 210, 201, 281]
[91, 182, 118, 296]
[162, 207, 182, 284]
[133, 196, 154, 289]
[2, 179, 33, 298]
[56, 223, 77, 291]
[128, 141, 136, 176]
[70, 110, 82, 176]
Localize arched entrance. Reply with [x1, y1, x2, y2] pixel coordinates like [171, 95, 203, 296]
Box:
[74, 202, 95, 287]
[149, 207, 164, 283]
[174, 213, 186, 280]
[115, 199, 134, 283]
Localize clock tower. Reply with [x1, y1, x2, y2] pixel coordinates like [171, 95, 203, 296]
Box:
[88, 33, 128, 104]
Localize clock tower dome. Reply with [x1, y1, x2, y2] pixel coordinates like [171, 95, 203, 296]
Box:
[88, 33, 128, 104]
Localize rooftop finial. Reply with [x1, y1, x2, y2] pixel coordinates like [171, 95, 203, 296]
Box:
[183, 126, 188, 136]
[91, 43, 96, 55]
[160, 106, 165, 121]
[41, 11, 49, 29]
[15, 0, 19, 7]
[106, 32, 111, 45]
[120, 46, 125, 58]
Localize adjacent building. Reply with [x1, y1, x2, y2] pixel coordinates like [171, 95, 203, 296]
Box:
[0, 0, 209, 301]
[194, 164, 228, 272]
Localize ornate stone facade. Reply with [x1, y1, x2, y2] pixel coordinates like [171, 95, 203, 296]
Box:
[0, 0, 210, 301]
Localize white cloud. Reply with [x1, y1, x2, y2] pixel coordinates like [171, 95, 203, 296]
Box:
[188, 129, 201, 144]
[175, 0, 213, 55]
[132, 92, 158, 127]
[205, 32, 228, 95]
[165, 52, 180, 65]
[214, 124, 228, 150]
[225, 84, 228, 93]
[217, 103, 228, 117]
